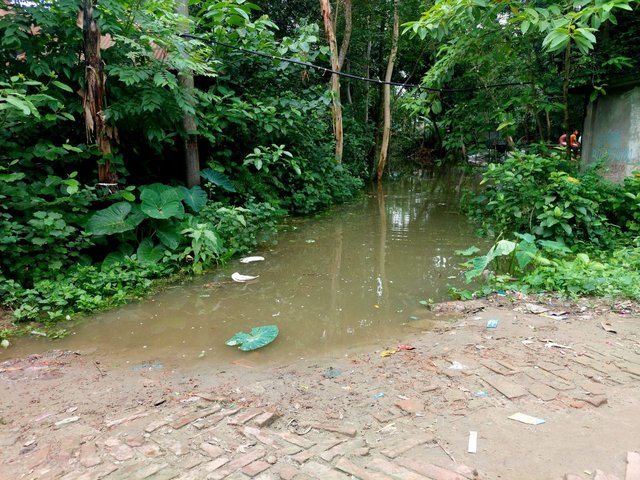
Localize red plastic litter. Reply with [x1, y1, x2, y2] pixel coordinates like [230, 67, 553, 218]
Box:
[398, 344, 416, 351]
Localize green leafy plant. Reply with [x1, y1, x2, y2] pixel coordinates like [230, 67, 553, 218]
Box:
[464, 152, 617, 247]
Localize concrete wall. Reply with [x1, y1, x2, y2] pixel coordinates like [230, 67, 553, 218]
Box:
[582, 84, 640, 182]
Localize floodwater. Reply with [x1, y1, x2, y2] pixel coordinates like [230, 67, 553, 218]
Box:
[2, 176, 488, 368]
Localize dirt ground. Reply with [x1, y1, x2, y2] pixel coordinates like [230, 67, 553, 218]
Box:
[1, 294, 640, 480]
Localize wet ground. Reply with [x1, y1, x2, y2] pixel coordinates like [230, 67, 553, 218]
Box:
[1, 177, 487, 368]
[1, 294, 640, 480]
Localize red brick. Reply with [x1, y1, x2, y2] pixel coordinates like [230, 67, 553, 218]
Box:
[242, 460, 270, 477]
[228, 409, 262, 425]
[320, 438, 366, 461]
[581, 396, 608, 407]
[254, 411, 280, 428]
[399, 459, 467, 480]
[291, 439, 346, 464]
[67, 463, 118, 480]
[305, 422, 357, 437]
[104, 411, 150, 429]
[166, 440, 189, 456]
[179, 454, 206, 470]
[200, 442, 224, 458]
[27, 445, 50, 469]
[139, 443, 164, 458]
[125, 435, 145, 447]
[395, 399, 425, 413]
[368, 457, 429, 480]
[372, 411, 403, 424]
[203, 457, 230, 473]
[335, 458, 394, 480]
[301, 461, 351, 480]
[208, 407, 242, 425]
[528, 383, 558, 401]
[274, 463, 299, 480]
[207, 447, 266, 480]
[106, 442, 134, 461]
[381, 433, 434, 459]
[144, 419, 167, 433]
[80, 443, 102, 468]
[277, 432, 316, 449]
[243, 426, 280, 447]
[170, 405, 222, 429]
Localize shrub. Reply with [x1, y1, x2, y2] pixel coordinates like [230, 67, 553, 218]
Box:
[464, 151, 619, 247]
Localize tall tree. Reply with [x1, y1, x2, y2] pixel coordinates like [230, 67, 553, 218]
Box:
[176, 0, 200, 187]
[376, 0, 399, 181]
[82, 0, 115, 185]
[320, 0, 352, 164]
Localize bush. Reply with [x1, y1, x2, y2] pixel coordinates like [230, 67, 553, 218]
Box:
[464, 151, 620, 247]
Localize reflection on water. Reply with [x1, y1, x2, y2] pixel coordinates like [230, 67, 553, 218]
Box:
[2, 176, 488, 367]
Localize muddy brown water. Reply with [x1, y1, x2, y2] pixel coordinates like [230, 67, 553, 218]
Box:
[2, 177, 489, 369]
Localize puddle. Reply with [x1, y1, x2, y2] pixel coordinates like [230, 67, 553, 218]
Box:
[1, 176, 489, 367]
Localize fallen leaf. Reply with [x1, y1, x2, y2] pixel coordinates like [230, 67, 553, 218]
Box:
[600, 322, 617, 334]
[380, 349, 398, 357]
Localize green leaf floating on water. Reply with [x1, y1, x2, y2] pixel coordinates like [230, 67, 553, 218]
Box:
[225, 325, 279, 351]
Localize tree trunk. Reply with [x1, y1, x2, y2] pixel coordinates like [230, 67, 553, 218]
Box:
[429, 112, 442, 150]
[345, 59, 353, 104]
[535, 111, 545, 143]
[177, 0, 200, 187]
[337, 0, 352, 70]
[364, 38, 372, 123]
[83, 0, 116, 185]
[562, 40, 572, 161]
[320, 0, 352, 164]
[376, 0, 399, 182]
[320, 0, 340, 164]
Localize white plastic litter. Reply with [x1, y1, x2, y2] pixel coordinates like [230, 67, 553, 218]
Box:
[239, 256, 265, 264]
[468, 431, 478, 453]
[232, 272, 259, 282]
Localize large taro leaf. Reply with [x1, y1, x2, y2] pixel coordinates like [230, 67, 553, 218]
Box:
[87, 202, 144, 235]
[200, 168, 237, 192]
[140, 184, 185, 220]
[225, 325, 279, 351]
[178, 185, 208, 213]
[101, 251, 127, 271]
[156, 222, 181, 250]
[136, 238, 166, 265]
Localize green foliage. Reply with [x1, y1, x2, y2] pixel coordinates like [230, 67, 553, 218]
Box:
[458, 237, 640, 301]
[0, 260, 170, 323]
[87, 202, 145, 235]
[200, 169, 237, 193]
[139, 184, 185, 220]
[178, 186, 209, 213]
[614, 172, 640, 232]
[464, 152, 617, 247]
[461, 152, 640, 302]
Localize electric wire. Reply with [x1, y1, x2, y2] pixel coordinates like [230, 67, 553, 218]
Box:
[179, 33, 533, 94]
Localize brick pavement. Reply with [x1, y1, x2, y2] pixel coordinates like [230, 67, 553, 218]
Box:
[2, 301, 640, 479]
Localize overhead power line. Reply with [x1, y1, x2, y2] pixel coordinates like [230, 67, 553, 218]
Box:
[179, 33, 532, 94]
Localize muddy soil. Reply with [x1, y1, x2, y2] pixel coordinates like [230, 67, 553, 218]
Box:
[1, 294, 640, 480]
